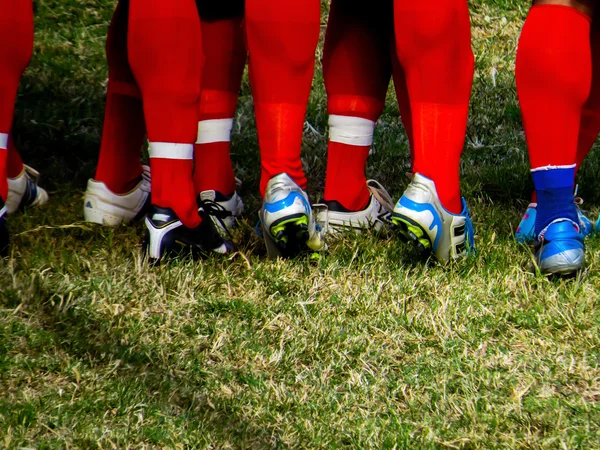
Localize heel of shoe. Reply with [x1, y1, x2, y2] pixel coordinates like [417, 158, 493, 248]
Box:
[143, 218, 180, 261]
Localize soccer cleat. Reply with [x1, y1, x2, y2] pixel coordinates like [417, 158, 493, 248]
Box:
[0, 199, 8, 257]
[6, 165, 49, 214]
[197, 190, 244, 234]
[391, 173, 474, 262]
[515, 203, 538, 243]
[315, 180, 394, 232]
[83, 166, 151, 226]
[535, 220, 584, 275]
[516, 199, 594, 244]
[259, 173, 325, 258]
[143, 205, 236, 262]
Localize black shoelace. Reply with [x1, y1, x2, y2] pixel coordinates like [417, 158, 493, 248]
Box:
[197, 199, 234, 240]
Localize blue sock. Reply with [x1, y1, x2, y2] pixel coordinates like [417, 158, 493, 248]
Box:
[532, 166, 577, 235]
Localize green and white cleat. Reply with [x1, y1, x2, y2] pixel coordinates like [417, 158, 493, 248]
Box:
[259, 173, 325, 259]
[391, 173, 475, 262]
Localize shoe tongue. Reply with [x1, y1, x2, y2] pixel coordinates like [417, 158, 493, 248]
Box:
[200, 190, 216, 202]
[201, 190, 233, 202]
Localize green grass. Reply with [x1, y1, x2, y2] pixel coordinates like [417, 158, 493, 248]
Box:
[2, 0, 600, 448]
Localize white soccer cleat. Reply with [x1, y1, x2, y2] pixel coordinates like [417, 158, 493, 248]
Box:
[259, 173, 325, 258]
[315, 180, 394, 233]
[197, 189, 244, 234]
[391, 173, 475, 262]
[6, 165, 49, 214]
[83, 166, 151, 226]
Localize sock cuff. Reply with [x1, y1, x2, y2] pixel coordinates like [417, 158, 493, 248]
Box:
[329, 115, 375, 147]
[530, 4, 592, 22]
[531, 164, 575, 190]
[149, 142, 193, 160]
[0, 133, 7, 150]
[196, 118, 233, 144]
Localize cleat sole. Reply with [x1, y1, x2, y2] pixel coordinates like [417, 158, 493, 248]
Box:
[392, 214, 433, 255]
[266, 213, 311, 259]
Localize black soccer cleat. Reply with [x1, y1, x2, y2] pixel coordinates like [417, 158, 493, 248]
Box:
[0, 198, 9, 257]
[143, 205, 236, 262]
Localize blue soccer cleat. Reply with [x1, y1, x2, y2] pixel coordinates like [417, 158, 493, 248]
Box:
[535, 220, 584, 276]
[516, 203, 538, 243]
[516, 200, 594, 244]
[391, 173, 475, 263]
[259, 173, 325, 259]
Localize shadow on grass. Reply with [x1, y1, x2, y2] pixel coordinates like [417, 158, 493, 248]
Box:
[20, 288, 276, 447]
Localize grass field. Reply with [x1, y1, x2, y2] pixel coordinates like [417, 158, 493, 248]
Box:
[2, 0, 600, 448]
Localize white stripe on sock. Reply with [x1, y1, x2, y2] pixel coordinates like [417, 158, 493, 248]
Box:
[329, 115, 375, 147]
[149, 142, 194, 160]
[196, 118, 233, 144]
[531, 164, 576, 172]
[0, 133, 8, 149]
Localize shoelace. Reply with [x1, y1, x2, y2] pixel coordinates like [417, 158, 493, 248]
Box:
[198, 199, 234, 239]
[22, 165, 41, 184]
[366, 179, 395, 212]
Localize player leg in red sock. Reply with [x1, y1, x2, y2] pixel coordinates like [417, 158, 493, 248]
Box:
[581, 9, 600, 231]
[576, 10, 600, 174]
[516, 0, 593, 275]
[517, 2, 600, 242]
[246, 0, 324, 257]
[84, 0, 150, 226]
[0, 0, 34, 254]
[390, 41, 414, 167]
[128, 0, 235, 260]
[318, 0, 396, 232]
[193, 1, 246, 232]
[391, 0, 475, 262]
[6, 138, 23, 181]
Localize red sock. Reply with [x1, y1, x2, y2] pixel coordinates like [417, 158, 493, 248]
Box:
[516, 5, 591, 171]
[0, 0, 33, 201]
[128, 0, 203, 228]
[394, 0, 473, 214]
[7, 138, 24, 178]
[390, 41, 414, 165]
[575, 19, 600, 178]
[246, 0, 320, 197]
[95, 1, 146, 195]
[322, 0, 392, 211]
[193, 17, 246, 196]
